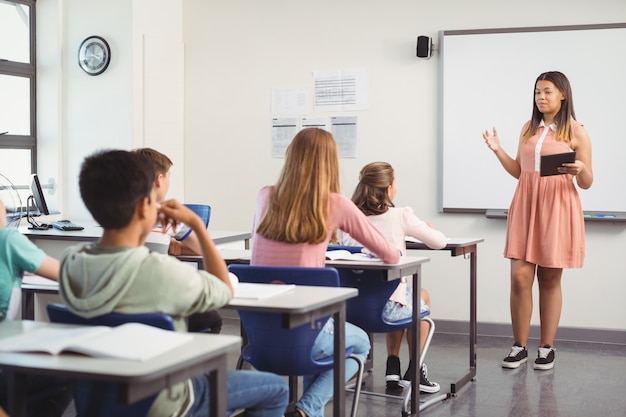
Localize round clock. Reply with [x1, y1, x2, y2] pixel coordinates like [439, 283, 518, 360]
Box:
[78, 36, 111, 76]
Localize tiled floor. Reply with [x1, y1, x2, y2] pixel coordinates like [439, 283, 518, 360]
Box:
[63, 315, 626, 417]
[342, 332, 626, 417]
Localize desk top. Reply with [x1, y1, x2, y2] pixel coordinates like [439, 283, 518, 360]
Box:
[227, 285, 357, 314]
[0, 320, 240, 381]
[405, 237, 484, 250]
[21, 225, 251, 246]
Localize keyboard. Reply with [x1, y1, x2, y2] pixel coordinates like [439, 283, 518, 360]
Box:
[51, 220, 84, 231]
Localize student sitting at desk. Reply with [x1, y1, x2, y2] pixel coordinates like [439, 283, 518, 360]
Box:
[251, 128, 400, 417]
[133, 147, 223, 335]
[340, 161, 446, 394]
[58, 150, 288, 417]
[0, 200, 72, 417]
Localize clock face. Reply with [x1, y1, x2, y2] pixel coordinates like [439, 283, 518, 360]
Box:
[78, 36, 111, 75]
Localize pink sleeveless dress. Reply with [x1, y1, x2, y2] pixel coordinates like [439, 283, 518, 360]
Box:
[504, 120, 585, 268]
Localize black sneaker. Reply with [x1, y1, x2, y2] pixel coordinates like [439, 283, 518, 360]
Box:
[533, 345, 555, 370]
[398, 361, 440, 393]
[502, 342, 528, 368]
[419, 363, 440, 393]
[385, 355, 403, 393]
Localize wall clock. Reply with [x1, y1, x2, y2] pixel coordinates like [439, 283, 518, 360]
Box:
[78, 36, 111, 76]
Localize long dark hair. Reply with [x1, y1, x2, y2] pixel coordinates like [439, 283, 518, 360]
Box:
[522, 71, 576, 142]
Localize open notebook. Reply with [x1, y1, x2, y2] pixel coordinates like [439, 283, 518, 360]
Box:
[0, 323, 192, 361]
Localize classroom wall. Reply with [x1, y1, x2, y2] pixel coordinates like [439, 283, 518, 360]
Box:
[180, 0, 626, 334]
[37, 0, 626, 335]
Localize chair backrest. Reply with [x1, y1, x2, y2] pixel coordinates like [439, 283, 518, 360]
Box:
[185, 204, 211, 227]
[172, 203, 211, 241]
[228, 264, 344, 375]
[46, 304, 176, 330]
[46, 303, 175, 417]
[328, 245, 413, 333]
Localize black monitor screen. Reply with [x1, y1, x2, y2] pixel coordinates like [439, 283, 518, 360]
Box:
[30, 174, 49, 215]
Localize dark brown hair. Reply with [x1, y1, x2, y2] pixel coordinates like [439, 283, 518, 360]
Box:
[351, 161, 395, 216]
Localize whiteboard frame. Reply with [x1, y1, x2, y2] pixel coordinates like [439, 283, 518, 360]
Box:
[438, 23, 626, 214]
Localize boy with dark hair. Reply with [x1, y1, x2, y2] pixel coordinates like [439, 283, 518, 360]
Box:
[58, 149, 288, 417]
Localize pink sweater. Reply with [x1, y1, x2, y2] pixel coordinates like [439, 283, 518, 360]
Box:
[251, 186, 400, 267]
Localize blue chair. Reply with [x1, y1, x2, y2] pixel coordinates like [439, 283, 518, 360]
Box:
[174, 203, 211, 241]
[327, 245, 436, 412]
[228, 264, 364, 417]
[46, 303, 175, 417]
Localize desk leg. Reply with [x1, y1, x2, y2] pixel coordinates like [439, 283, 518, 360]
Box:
[332, 305, 346, 417]
[208, 359, 228, 417]
[409, 267, 422, 416]
[21, 290, 33, 320]
[6, 372, 27, 417]
[450, 249, 478, 394]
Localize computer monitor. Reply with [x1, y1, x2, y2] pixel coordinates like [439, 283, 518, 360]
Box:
[27, 174, 50, 230]
[30, 174, 49, 215]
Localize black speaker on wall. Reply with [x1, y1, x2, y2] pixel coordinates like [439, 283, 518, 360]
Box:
[417, 36, 432, 58]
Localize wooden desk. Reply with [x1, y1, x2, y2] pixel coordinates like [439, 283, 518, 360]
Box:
[0, 320, 240, 417]
[226, 285, 358, 417]
[405, 237, 484, 395]
[325, 256, 435, 416]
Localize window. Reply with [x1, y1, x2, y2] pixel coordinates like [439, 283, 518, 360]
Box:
[0, 0, 36, 207]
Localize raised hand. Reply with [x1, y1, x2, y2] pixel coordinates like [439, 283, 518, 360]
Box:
[482, 127, 501, 153]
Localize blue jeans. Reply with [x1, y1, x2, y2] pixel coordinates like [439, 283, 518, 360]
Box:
[297, 318, 370, 417]
[188, 370, 288, 417]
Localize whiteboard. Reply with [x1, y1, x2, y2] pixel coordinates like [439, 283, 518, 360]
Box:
[439, 24, 626, 213]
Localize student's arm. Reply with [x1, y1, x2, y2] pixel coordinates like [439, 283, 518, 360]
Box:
[401, 207, 446, 250]
[0, 201, 7, 228]
[483, 125, 523, 179]
[334, 195, 400, 264]
[159, 200, 233, 295]
[34, 255, 59, 281]
[168, 231, 202, 256]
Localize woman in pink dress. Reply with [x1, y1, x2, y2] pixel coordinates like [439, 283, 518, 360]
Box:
[482, 71, 593, 370]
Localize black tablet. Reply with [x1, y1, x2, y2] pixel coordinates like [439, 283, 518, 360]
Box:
[540, 151, 576, 177]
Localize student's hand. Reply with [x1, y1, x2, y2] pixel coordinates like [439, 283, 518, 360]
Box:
[168, 238, 183, 256]
[157, 199, 203, 233]
[0, 201, 6, 229]
[482, 127, 501, 153]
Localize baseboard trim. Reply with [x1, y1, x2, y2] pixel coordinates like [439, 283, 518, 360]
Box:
[220, 309, 625, 345]
[435, 319, 626, 346]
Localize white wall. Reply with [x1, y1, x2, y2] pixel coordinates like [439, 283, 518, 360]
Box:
[181, 0, 626, 333]
[37, 0, 184, 220]
[37, 0, 626, 333]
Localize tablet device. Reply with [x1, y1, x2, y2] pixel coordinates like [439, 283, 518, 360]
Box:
[540, 151, 576, 177]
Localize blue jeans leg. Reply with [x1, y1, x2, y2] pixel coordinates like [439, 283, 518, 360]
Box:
[296, 318, 370, 417]
[188, 370, 288, 417]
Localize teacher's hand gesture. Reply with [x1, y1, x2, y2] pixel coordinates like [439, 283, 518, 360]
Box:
[482, 127, 501, 153]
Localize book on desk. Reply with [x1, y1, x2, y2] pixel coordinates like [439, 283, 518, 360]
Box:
[0, 322, 192, 361]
